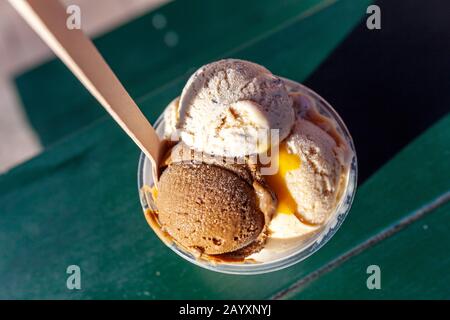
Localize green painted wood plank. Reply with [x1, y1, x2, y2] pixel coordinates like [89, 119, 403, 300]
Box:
[2, 0, 434, 300]
[283, 200, 450, 299]
[0, 106, 447, 299]
[15, 0, 330, 146]
[269, 112, 450, 299]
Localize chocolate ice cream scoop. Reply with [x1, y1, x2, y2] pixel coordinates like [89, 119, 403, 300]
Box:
[156, 161, 271, 255]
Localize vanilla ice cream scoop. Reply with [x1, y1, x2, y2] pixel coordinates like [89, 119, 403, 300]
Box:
[163, 97, 179, 139]
[177, 59, 294, 157]
[282, 119, 343, 225]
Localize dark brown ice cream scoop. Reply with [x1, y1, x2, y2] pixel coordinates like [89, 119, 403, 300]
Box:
[156, 162, 266, 255]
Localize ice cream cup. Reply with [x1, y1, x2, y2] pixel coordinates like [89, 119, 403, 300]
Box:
[137, 81, 357, 275]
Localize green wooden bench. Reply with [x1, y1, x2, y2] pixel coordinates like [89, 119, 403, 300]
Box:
[2, 0, 449, 299]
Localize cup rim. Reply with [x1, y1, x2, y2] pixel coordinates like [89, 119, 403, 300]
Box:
[137, 81, 358, 275]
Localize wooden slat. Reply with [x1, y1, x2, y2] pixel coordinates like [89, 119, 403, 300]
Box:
[0, 110, 448, 298]
[283, 201, 450, 299]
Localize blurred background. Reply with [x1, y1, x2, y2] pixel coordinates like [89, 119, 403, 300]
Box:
[0, 0, 167, 173]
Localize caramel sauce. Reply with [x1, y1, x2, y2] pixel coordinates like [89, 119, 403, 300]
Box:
[143, 208, 173, 247]
[208, 254, 249, 263]
[150, 185, 158, 201]
[264, 143, 301, 216]
[305, 107, 346, 150]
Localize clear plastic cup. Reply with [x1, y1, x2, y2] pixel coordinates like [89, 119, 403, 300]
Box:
[137, 81, 357, 275]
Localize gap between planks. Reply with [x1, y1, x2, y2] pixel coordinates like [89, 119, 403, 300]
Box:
[270, 190, 450, 300]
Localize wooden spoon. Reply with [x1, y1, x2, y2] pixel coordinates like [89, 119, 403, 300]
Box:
[10, 0, 163, 178]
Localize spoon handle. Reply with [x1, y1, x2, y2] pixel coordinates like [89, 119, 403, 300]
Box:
[10, 0, 161, 168]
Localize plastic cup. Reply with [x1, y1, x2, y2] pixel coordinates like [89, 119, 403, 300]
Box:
[137, 81, 357, 275]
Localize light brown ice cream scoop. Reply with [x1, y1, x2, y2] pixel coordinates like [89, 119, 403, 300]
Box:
[156, 162, 266, 255]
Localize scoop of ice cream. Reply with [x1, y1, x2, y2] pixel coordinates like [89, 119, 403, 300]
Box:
[177, 59, 294, 157]
[156, 160, 271, 255]
[163, 97, 180, 139]
[281, 119, 343, 225]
